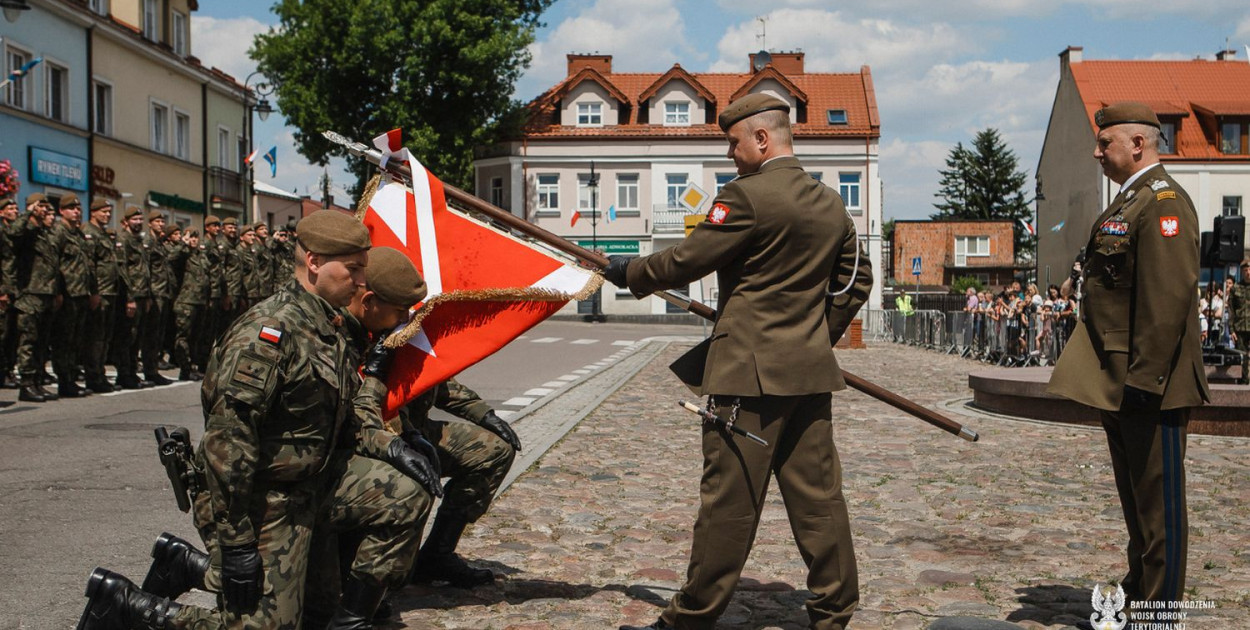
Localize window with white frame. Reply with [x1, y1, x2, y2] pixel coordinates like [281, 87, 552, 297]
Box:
[46, 62, 69, 122]
[489, 177, 503, 207]
[5, 46, 32, 110]
[715, 173, 735, 193]
[839, 172, 861, 211]
[173, 12, 188, 56]
[143, 0, 160, 42]
[576, 102, 602, 126]
[174, 111, 190, 160]
[88, 0, 109, 16]
[93, 80, 113, 135]
[577, 174, 599, 212]
[664, 101, 690, 125]
[151, 102, 169, 153]
[954, 235, 990, 266]
[665, 173, 688, 207]
[536, 174, 559, 212]
[217, 128, 231, 168]
[616, 173, 639, 211]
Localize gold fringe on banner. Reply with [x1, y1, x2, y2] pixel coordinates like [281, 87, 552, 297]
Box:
[382, 274, 605, 350]
[355, 173, 382, 220]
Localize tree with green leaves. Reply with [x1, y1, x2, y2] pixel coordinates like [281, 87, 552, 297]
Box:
[932, 128, 1034, 261]
[251, 0, 552, 193]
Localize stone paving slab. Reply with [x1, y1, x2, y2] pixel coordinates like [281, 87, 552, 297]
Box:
[388, 341, 1250, 629]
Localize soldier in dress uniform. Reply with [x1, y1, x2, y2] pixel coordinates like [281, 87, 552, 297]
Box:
[76, 210, 428, 630]
[1048, 101, 1209, 611]
[0, 197, 19, 389]
[604, 93, 873, 630]
[1227, 260, 1250, 385]
[142, 211, 174, 385]
[49, 193, 96, 398]
[115, 206, 153, 390]
[82, 198, 120, 394]
[11, 192, 62, 402]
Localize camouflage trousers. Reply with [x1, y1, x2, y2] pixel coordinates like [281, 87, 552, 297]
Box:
[0, 305, 17, 376]
[82, 296, 116, 384]
[141, 298, 170, 375]
[427, 419, 516, 521]
[172, 301, 203, 371]
[51, 295, 89, 379]
[1237, 330, 1250, 384]
[14, 293, 53, 380]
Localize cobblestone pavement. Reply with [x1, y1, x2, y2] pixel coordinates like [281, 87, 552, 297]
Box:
[388, 341, 1250, 630]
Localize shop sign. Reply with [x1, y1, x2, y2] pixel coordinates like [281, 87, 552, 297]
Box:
[574, 239, 639, 254]
[28, 147, 88, 191]
[149, 191, 205, 214]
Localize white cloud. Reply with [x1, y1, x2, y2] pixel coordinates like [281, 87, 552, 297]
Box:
[717, 0, 1250, 22]
[190, 16, 268, 82]
[1235, 17, 1250, 40]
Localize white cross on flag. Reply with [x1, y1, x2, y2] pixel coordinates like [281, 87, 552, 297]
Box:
[361, 130, 601, 416]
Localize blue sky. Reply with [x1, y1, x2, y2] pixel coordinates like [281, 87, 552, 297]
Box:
[196, 0, 1250, 219]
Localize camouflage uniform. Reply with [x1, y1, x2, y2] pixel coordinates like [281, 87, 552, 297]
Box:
[0, 217, 17, 381]
[171, 243, 210, 375]
[204, 234, 229, 361]
[116, 227, 151, 384]
[268, 237, 295, 287]
[143, 230, 171, 377]
[179, 280, 421, 629]
[224, 235, 245, 319]
[49, 220, 95, 384]
[240, 241, 263, 304]
[1229, 278, 1250, 384]
[9, 211, 59, 387]
[252, 238, 274, 299]
[82, 221, 120, 390]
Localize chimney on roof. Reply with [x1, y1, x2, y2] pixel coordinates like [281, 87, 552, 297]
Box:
[567, 54, 612, 76]
[749, 51, 804, 74]
[1059, 46, 1083, 74]
[1216, 48, 1237, 61]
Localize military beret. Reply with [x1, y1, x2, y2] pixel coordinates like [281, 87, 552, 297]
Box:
[222, 216, 238, 226]
[60, 193, 81, 208]
[1094, 101, 1160, 129]
[367, 246, 427, 307]
[123, 206, 144, 220]
[26, 192, 46, 206]
[204, 215, 221, 227]
[718, 93, 791, 132]
[147, 210, 165, 222]
[240, 224, 254, 235]
[296, 210, 371, 255]
[253, 222, 268, 231]
[90, 197, 112, 211]
[0, 197, 15, 208]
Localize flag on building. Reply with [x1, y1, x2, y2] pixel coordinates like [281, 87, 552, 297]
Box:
[0, 56, 42, 89]
[262, 147, 277, 177]
[570, 207, 581, 227]
[607, 204, 617, 222]
[1019, 218, 1036, 236]
[360, 129, 601, 417]
[1050, 221, 1065, 232]
[243, 148, 260, 167]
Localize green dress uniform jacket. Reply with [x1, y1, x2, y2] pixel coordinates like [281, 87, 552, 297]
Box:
[82, 222, 119, 297]
[625, 156, 873, 397]
[51, 222, 94, 298]
[117, 229, 151, 300]
[1048, 164, 1210, 411]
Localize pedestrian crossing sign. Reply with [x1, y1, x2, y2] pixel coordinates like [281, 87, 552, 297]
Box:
[912, 256, 922, 276]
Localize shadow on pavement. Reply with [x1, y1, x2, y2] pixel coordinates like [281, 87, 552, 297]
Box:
[1006, 584, 1093, 627]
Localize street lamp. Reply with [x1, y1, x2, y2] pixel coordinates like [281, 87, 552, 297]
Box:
[243, 71, 274, 223]
[585, 161, 605, 322]
[1, 0, 31, 24]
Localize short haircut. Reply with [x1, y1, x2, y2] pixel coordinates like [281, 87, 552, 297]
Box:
[746, 109, 793, 146]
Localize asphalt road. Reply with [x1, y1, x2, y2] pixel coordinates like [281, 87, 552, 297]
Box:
[0, 318, 704, 629]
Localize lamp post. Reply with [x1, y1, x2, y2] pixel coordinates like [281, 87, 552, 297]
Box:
[242, 71, 273, 224]
[1, 0, 31, 24]
[586, 161, 605, 322]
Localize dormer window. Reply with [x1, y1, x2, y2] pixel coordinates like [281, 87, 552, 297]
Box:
[664, 101, 691, 126]
[1159, 120, 1177, 154]
[577, 102, 603, 126]
[827, 109, 848, 125]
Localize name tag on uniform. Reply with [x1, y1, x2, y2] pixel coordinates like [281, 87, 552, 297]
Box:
[1100, 220, 1129, 235]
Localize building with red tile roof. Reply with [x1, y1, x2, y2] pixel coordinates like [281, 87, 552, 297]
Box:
[472, 52, 883, 316]
[1037, 46, 1250, 286]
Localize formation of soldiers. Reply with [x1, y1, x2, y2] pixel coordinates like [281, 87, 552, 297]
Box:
[0, 193, 296, 403]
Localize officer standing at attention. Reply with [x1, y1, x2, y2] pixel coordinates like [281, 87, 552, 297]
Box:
[82, 198, 120, 394]
[603, 93, 873, 630]
[76, 210, 383, 630]
[223, 216, 246, 318]
[11, 193, 61, 402]
[171, 230, 210, 381]
[1227, 260, 1250, 385]
[115, 206, 153, 390]
[1048, 102, 1209, 611]
[0, 197, 20, 388]
[142, 211, 174, 385]
[49, 193, 96, 398]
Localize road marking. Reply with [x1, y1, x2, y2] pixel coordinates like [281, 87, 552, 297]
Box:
[570, 338, 598, 345]
[502, 396, 536, 407]
[556, 375, 579, 381]
[572, 369, 591, 375]
[495, 409, 517, 419]
[612, 340, 636, 346]
[531, 337, 563, 343]
[541, 381, 567, 388]
[524, 388, 555, 397]
[99, 381, 193, 397]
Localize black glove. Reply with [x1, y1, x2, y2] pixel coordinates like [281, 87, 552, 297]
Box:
[479, 411, 523, 452]
[602, 255, 630, 288]
[388, 435, 443, 498]
[360, 336, 394, 379]
[1123, 385, 1161, 409]
[220, 542, 263, 614]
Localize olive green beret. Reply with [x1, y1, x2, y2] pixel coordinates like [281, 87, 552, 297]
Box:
[204, 215, 221, 227]
[1094, 101, 1160, 129]
[253, 222, 268, 231]
[90, 197, 112, 211]
[222, 216, 238, 226]
[1, 197, 15, 208]
[367, 246, 427, 307]
[26, 192, 46, 206]
[147, 210, 165, 222]
[240, 224, 254, 235]
[60, 193, 81, 208]
[297, 210, 371, 256]
[123, 206, 143, 220]
[718, 93, 791, 132]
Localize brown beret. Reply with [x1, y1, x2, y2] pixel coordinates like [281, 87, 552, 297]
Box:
[0, 197, 15, 208]
[60, 193, 81, 208]
[147, 210, 165, 222]
[123, 206, 143, 220]
[253, 222, 268, 231]
[296, 210, 371, 255]
[204, 215, 221, 227]
[1094, 101, 1160, 129]
[222, 216, 238, 226]
[26, 192, 46, 206]
[240, 224, 254, 235]
[90, 197, 112, 211]
[367, 246, 427, 307]
[718, 93, 791, 132]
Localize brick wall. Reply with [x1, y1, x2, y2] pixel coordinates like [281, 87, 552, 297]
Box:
[892, 220, 1015, 286]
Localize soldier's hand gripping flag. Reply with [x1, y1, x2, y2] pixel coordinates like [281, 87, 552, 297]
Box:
[359, 130, 602, 417]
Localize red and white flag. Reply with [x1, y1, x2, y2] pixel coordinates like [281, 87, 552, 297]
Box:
[361, 130, 601, 417]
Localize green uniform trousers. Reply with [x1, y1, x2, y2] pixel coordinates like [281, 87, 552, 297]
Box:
[172, 302, 203, 372]
[83, 296, 116, 385]
[427, 419, 516, 521]
[51, 295, 88, 379]
[1101, 404, 1189, 607]
[14, 293, 53, 381]
[662, 393, 859, 630]
[141, 298, 170, 376]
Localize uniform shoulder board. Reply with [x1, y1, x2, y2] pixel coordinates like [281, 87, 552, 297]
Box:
[1149, 179, 1169, 191]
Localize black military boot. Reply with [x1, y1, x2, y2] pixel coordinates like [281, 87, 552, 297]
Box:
[411, 508, 494, 588]
[18, 376, 46, 403]
[37, 379, 59, 400]
[59, 376, 86, 398]
[87, 378, 116, 394]
[177, 367, 203, 382]
[76, 568, 182, 630]
[141, 533, 209, 599]
[324, 577, 388, 630]
[146, 372, 174, 387]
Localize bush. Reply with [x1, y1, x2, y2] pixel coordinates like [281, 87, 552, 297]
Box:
[950, 276, 984, 295]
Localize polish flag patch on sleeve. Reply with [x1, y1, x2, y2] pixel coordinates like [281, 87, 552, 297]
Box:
[258, 325, 283, 344]
[707, 203, 731, 225]
[1159, 216, 1179, 238]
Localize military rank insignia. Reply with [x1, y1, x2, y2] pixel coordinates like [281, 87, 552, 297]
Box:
[707, 203, 730, 225]
[1149, 179, 1169, 191]
[258, 325, 283, 344]
[1156, 190, 1176, 201]
[1160, 217, 1179, 237]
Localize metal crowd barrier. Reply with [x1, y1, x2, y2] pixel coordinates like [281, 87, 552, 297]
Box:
[861, 308, 1075, 367]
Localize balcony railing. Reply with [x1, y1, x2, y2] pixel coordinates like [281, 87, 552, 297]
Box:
[652, 204, 698, 234]
[209, 166, 245, 205]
